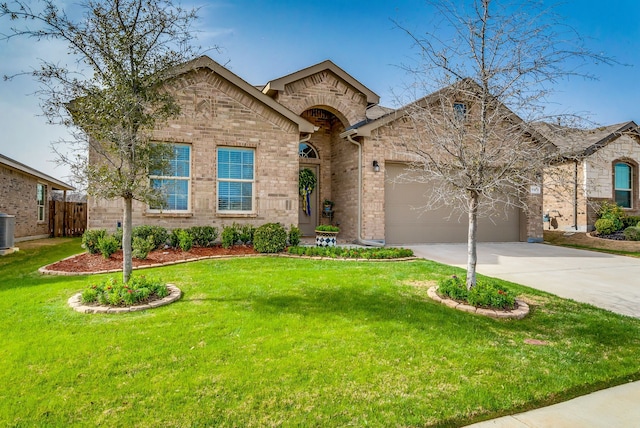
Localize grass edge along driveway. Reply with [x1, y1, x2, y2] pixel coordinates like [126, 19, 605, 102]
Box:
[1, 238, 640, 427]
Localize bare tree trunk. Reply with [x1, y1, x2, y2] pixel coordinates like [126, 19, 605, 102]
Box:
[466, 193, 479, 290]
[122, 197, 133, 283]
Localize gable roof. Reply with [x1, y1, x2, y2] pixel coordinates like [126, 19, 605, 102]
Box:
[0, 153, 74, 191]
[532, 121, 639, 158]
[166, 56, 316, 133]
[261, 60, 380, 106]
[343, 78, 550, 145]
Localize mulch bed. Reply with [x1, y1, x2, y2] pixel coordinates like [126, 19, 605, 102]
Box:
[46, 245, 258, 274]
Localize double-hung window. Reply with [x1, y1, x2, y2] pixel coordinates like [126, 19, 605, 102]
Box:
[149, 143, 191, 212]
[614, 162, 632, 208]
[37, 183, 46, 222]
[217, 147, 254, 212]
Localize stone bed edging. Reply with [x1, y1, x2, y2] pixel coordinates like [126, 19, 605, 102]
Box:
[40, 253, 418, 276]
[68, 284, 181, 314]
[427, 286, 529, 319]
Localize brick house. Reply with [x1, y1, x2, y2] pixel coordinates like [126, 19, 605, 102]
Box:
[88, 56, 544, 244]
[540, 121, 640, 231]
[0, 153, 74, 240]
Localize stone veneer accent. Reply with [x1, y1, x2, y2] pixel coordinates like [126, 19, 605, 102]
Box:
[68, 284, 181, 314]
[427, 286, 530, 319]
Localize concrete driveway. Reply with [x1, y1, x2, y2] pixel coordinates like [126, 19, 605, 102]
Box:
[408, 242, 640, 318]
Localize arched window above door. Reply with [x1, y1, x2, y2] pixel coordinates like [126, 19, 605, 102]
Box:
[299, 142, 318, 159]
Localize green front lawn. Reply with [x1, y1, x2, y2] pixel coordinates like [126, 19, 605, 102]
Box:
[2, 238, 640, 427]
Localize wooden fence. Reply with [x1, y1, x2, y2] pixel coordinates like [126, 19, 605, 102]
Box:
[49, 201, 87, 237]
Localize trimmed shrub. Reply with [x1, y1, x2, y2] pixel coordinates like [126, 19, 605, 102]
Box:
[176, 229, 193, 252]
[594, 218, 616, 235]
[623, 226, 640, 241]
[169, 228, 182, 248]
[437, 275, 468, 301]
[286, 245, 413, 259]
[238, 224, 255, 245]
[132, 235, 155, 260]
[622, 215, 640, 228]
[97, 234, 120, 259]
[82, 229, 106, 254]
[597, 201, 625, 232]
[253, 223, 287, 253]
[221, 224, 239, 249]
[189, 226, 219, 247]
[132, 225, 168, 249]
[288, 225, 301, 247]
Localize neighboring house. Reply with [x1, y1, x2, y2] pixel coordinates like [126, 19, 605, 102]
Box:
[540, 121, 640, 231]
[88, 55, 544, 244]
[0, 153, 74, 241]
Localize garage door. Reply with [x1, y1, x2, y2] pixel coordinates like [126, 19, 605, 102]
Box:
[385, 164, 521, 244]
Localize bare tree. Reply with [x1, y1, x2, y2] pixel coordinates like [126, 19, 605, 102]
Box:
[394, 0, 614, 289]
[1, 0, 203, 283]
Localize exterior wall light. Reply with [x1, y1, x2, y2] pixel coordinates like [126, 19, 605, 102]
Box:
[373, 160, 380, 172]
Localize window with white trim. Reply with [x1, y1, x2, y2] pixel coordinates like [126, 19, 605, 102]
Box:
[217, 147, 255, 212]
[149, 143, 191, 212]
[614, 162, 632, 208]
[37, 183, 46, 222]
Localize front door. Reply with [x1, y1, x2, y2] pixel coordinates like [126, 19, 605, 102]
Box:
[298, 165, 319, 236]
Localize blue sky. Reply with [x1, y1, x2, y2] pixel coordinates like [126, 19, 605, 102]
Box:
[1, 0, 638, 183]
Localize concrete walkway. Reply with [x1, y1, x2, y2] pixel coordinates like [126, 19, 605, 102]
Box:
[407, 242, 640, 427]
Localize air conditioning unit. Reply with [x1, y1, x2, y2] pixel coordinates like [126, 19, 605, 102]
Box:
[0, 213, 16, 249]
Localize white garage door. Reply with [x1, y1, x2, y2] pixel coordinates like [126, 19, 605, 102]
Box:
[385, 164, 522, 244]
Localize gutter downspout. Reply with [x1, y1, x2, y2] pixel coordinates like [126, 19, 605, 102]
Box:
[344, 130, 385, 247]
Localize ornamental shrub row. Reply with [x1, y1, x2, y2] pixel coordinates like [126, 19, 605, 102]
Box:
[82, 223, 303, 258]
[286, 245, 414, 259]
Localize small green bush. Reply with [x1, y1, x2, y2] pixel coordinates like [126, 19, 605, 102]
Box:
[82, 229, 106, 254]
[622, 215, 640, 228]
[597, 201, 626, 232]
[81, 275, 168, 307]
[238, 223, 255, 245]
[189, 226, 219, 247]
[132, 235, 156, 260]
[97, 234, 120, 259]
[623, 226, 640, 241]
[253, 223, 287, 253]
[437, 275, 468, 301]
[288, 225, 301, 246]
[169, 228, 182, 248]
[132, 225, 168, 249]
[221, 224, 239, 249]
[437, 275, 516, 310]
[467, 280, 516, 310]
[176, 229, 193, 252]
[594, 218, 616, 235]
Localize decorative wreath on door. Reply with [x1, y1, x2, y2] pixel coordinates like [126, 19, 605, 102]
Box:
[299, 168, 317, 216]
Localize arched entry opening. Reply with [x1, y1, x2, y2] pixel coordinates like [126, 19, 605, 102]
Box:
[298, 107, 354, 238]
